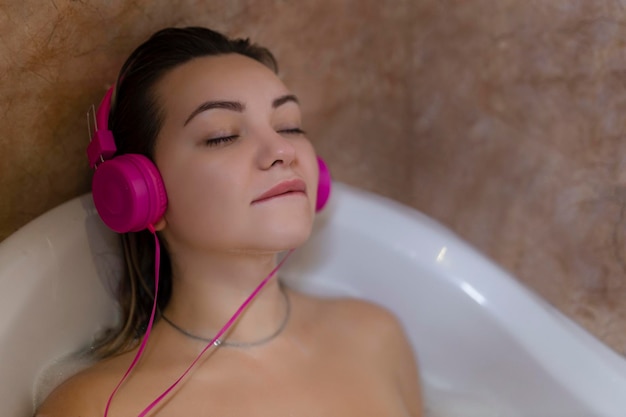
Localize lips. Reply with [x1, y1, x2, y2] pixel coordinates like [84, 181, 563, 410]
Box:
[252, 178, 307, 204]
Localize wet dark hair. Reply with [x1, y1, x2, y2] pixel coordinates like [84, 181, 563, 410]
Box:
[93, 26, 279, 357]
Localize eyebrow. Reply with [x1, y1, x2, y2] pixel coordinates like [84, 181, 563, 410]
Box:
[183, 94, 300, 126]
[272, 94, 299, 108]
[184, 101, 244, 126]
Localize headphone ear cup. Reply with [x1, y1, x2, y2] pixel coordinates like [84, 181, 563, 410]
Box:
[315, 156, 331, 212]
[92, 154, 167, 233]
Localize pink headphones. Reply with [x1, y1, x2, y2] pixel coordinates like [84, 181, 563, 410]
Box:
[87, 86, 331, 233]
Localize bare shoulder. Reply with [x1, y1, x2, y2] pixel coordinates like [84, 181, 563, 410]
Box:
[332, 297, 423, 414]
[35, 354, 128, 417]
[292, 290, 412, 357]
[297, 292, 423, 415]
[318, 295, 408, 342]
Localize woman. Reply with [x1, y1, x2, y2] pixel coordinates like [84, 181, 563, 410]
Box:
[37, 26, 422, 416]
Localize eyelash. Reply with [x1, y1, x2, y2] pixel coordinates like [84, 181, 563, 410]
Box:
[203, 128, 305, 147]
[203, 135, 238, 147]
[278, 127, 306, 136]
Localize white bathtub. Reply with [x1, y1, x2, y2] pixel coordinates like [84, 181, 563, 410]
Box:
[1, 183, 625, 416]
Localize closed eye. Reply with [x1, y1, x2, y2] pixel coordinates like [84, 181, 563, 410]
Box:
[278, 128, 306, 135]
[203, 135, 238, 147]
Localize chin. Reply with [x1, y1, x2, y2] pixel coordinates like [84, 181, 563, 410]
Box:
[269, 226, 313, 251]
[257, 217, 314, 252]
[249, 202, 315, 249]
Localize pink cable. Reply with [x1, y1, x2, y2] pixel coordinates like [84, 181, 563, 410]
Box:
[103, 225, 161, 417]
[103, 225, 293, 416]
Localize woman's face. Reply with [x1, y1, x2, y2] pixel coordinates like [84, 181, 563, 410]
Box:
[152, 54, 318, 256]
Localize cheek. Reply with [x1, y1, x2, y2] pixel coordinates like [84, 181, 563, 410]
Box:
[298, 142, 320, 210]
[160, 161, 248, 246]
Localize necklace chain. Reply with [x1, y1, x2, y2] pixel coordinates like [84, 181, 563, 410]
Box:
[161, 285, 291, 348]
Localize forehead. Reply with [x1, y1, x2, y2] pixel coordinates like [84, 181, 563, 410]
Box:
[154, 54, 289, 120]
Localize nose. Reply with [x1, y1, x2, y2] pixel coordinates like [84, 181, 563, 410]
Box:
[256, 128, 297, 169]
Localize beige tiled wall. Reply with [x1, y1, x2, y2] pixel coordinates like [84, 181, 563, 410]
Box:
[408, 0, 626, 355]
[1, 1, 624, 354]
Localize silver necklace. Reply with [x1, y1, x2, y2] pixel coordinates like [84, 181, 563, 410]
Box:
[161, 285, 291, 348]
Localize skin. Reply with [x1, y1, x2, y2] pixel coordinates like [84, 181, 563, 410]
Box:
[36, 54, 423, 417]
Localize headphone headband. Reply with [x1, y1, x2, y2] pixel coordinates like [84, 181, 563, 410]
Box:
[86, 87, 117, 169]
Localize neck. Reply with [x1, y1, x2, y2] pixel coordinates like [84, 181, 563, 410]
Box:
[162, 249, 290, 345]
